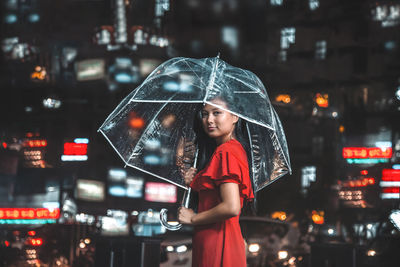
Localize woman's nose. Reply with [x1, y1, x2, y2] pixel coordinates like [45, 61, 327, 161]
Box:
[206, 114, 214, 123]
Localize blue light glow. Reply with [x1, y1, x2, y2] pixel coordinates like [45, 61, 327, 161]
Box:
[347, 158, 389, 164]
[163, 81, 179, 92]
[109, 186, 126, 197]
[392, 164, 400, 170]
[5, 14, 17, 24]
[0, 219, 57, 225]
[74, 138, 89, 144]
[28, 13, 40, 23]
[144, 155, 161, 165]
[115, 72, 133, 83]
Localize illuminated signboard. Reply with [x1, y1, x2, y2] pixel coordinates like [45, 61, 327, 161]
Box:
[61, 138, 88, 161]
[343, 147, 392, 164]
[75, 59, 105, 81]
[380, 169, 400, 199]
[0, 208, 59, 224]
[343, 147, 392, 158]
[145, 182, 177, 203]
[76, 179, 105, 202]
[338, 177, 375, 208]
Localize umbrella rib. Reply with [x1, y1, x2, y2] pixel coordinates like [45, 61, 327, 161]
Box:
[129, 100, 203, 103]
[98, 129, 132, 167]
[224, 73, 263, 95]
[271, 108, 292, 174]
[135, 57, 188, 86]
[182, 60, 208, 89]
[256, 171, 289, 192]
[203, 57, 220, 102]
[125, 163, 188, 190]
[126, 100, 171, 164]
[246, 123, 257, 192]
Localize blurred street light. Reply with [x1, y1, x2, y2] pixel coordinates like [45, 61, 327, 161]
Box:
[395, 86, 400, 100]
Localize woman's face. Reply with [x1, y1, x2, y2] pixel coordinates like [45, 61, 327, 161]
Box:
[200, 99, 238, 145]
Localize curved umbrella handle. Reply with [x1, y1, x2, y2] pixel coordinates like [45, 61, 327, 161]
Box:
[159, 188, 192, 231]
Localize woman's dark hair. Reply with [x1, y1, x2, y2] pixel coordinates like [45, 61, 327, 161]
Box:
[193, 95, 257, 214]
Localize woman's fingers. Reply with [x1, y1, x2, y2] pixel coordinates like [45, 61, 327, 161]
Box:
[183, 167, 197, 185]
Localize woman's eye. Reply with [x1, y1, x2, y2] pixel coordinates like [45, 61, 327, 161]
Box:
[213, 111, 221, 116]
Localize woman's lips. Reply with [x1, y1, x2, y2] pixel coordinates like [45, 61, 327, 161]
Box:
[207, 127, 216, 131]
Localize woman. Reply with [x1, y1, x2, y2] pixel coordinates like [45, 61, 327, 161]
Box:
[178, 97, 255, 267]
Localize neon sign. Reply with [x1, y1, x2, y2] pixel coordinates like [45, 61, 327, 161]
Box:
[339, 177, 375, 188]
[343, 147, 392, 159]
[63, 143, 87, 155]
[0, 208, 60, 220]
[346, 158, 388, 164]
[380, 169, 400, 200]
[62, 139, 89, 161]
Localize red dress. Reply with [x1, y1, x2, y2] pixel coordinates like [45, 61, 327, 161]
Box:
[190, 139, 254, 267]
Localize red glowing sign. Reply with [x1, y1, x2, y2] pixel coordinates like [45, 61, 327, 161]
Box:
[382, 187, 400, 194]
[0, 208, 60, 220]
[29, 238, 43, 246]
[145, 182, 177, 203]
[63, 143, 88, 155]
[342, 147, 392, 159]
[28, 231, 36, 236]
[25, 140, 47, 148]
[382, 169, 400, 181]
[339, 177, 375, 188]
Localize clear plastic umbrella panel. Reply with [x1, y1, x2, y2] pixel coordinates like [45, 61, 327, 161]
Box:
[99, 56, 291, 229]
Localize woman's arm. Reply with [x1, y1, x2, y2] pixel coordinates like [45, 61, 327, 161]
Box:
[178, 182, 241, 225]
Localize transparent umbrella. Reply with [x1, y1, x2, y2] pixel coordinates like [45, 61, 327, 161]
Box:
[98, 56, 291, 229]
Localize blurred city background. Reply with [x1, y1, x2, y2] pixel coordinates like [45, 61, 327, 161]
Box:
[0, 0, 400, 266]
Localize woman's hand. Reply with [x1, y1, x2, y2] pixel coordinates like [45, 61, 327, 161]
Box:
[181, 167, 197, 185]
[178, 207, 196, 225]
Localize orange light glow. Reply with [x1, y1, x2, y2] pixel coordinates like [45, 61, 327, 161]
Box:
[271, 211, 287, 221]
[339, 125, 345, 133]
[341, 177, 375, 188]
[275, 94, 291, 104]
[29, 238, 43, 246]
[25, 139, 47, 148]
[129, 118, 145, 129]
[31, 66, 47, 81]
[311, 210, 324, 225]
[315, 93, 329, 108]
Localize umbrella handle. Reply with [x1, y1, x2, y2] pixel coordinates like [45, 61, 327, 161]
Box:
[159, 188, 192, 231]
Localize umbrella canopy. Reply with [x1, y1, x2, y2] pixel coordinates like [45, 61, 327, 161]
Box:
[99, 56, 291, 193]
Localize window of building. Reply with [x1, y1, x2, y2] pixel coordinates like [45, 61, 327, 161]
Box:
[372, 4, 400, 27]
[155, 0, 170, 17]
[280, 27, 296, 49]
[270, 0, 283, 6]
[278, 50, 287, 62]
[309, 0, 319, 10]
[315, 40, 327, 60]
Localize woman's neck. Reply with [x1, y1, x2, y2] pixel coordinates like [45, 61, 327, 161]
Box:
[215, 135, 235, 146]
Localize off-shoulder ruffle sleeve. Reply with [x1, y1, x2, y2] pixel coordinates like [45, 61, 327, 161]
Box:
[190, 144, 254, 200]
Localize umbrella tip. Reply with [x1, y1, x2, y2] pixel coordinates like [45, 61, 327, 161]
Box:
[216, 52, 220, 59]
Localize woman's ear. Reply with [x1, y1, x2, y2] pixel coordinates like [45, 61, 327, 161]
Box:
[233, 115, 239, 124]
